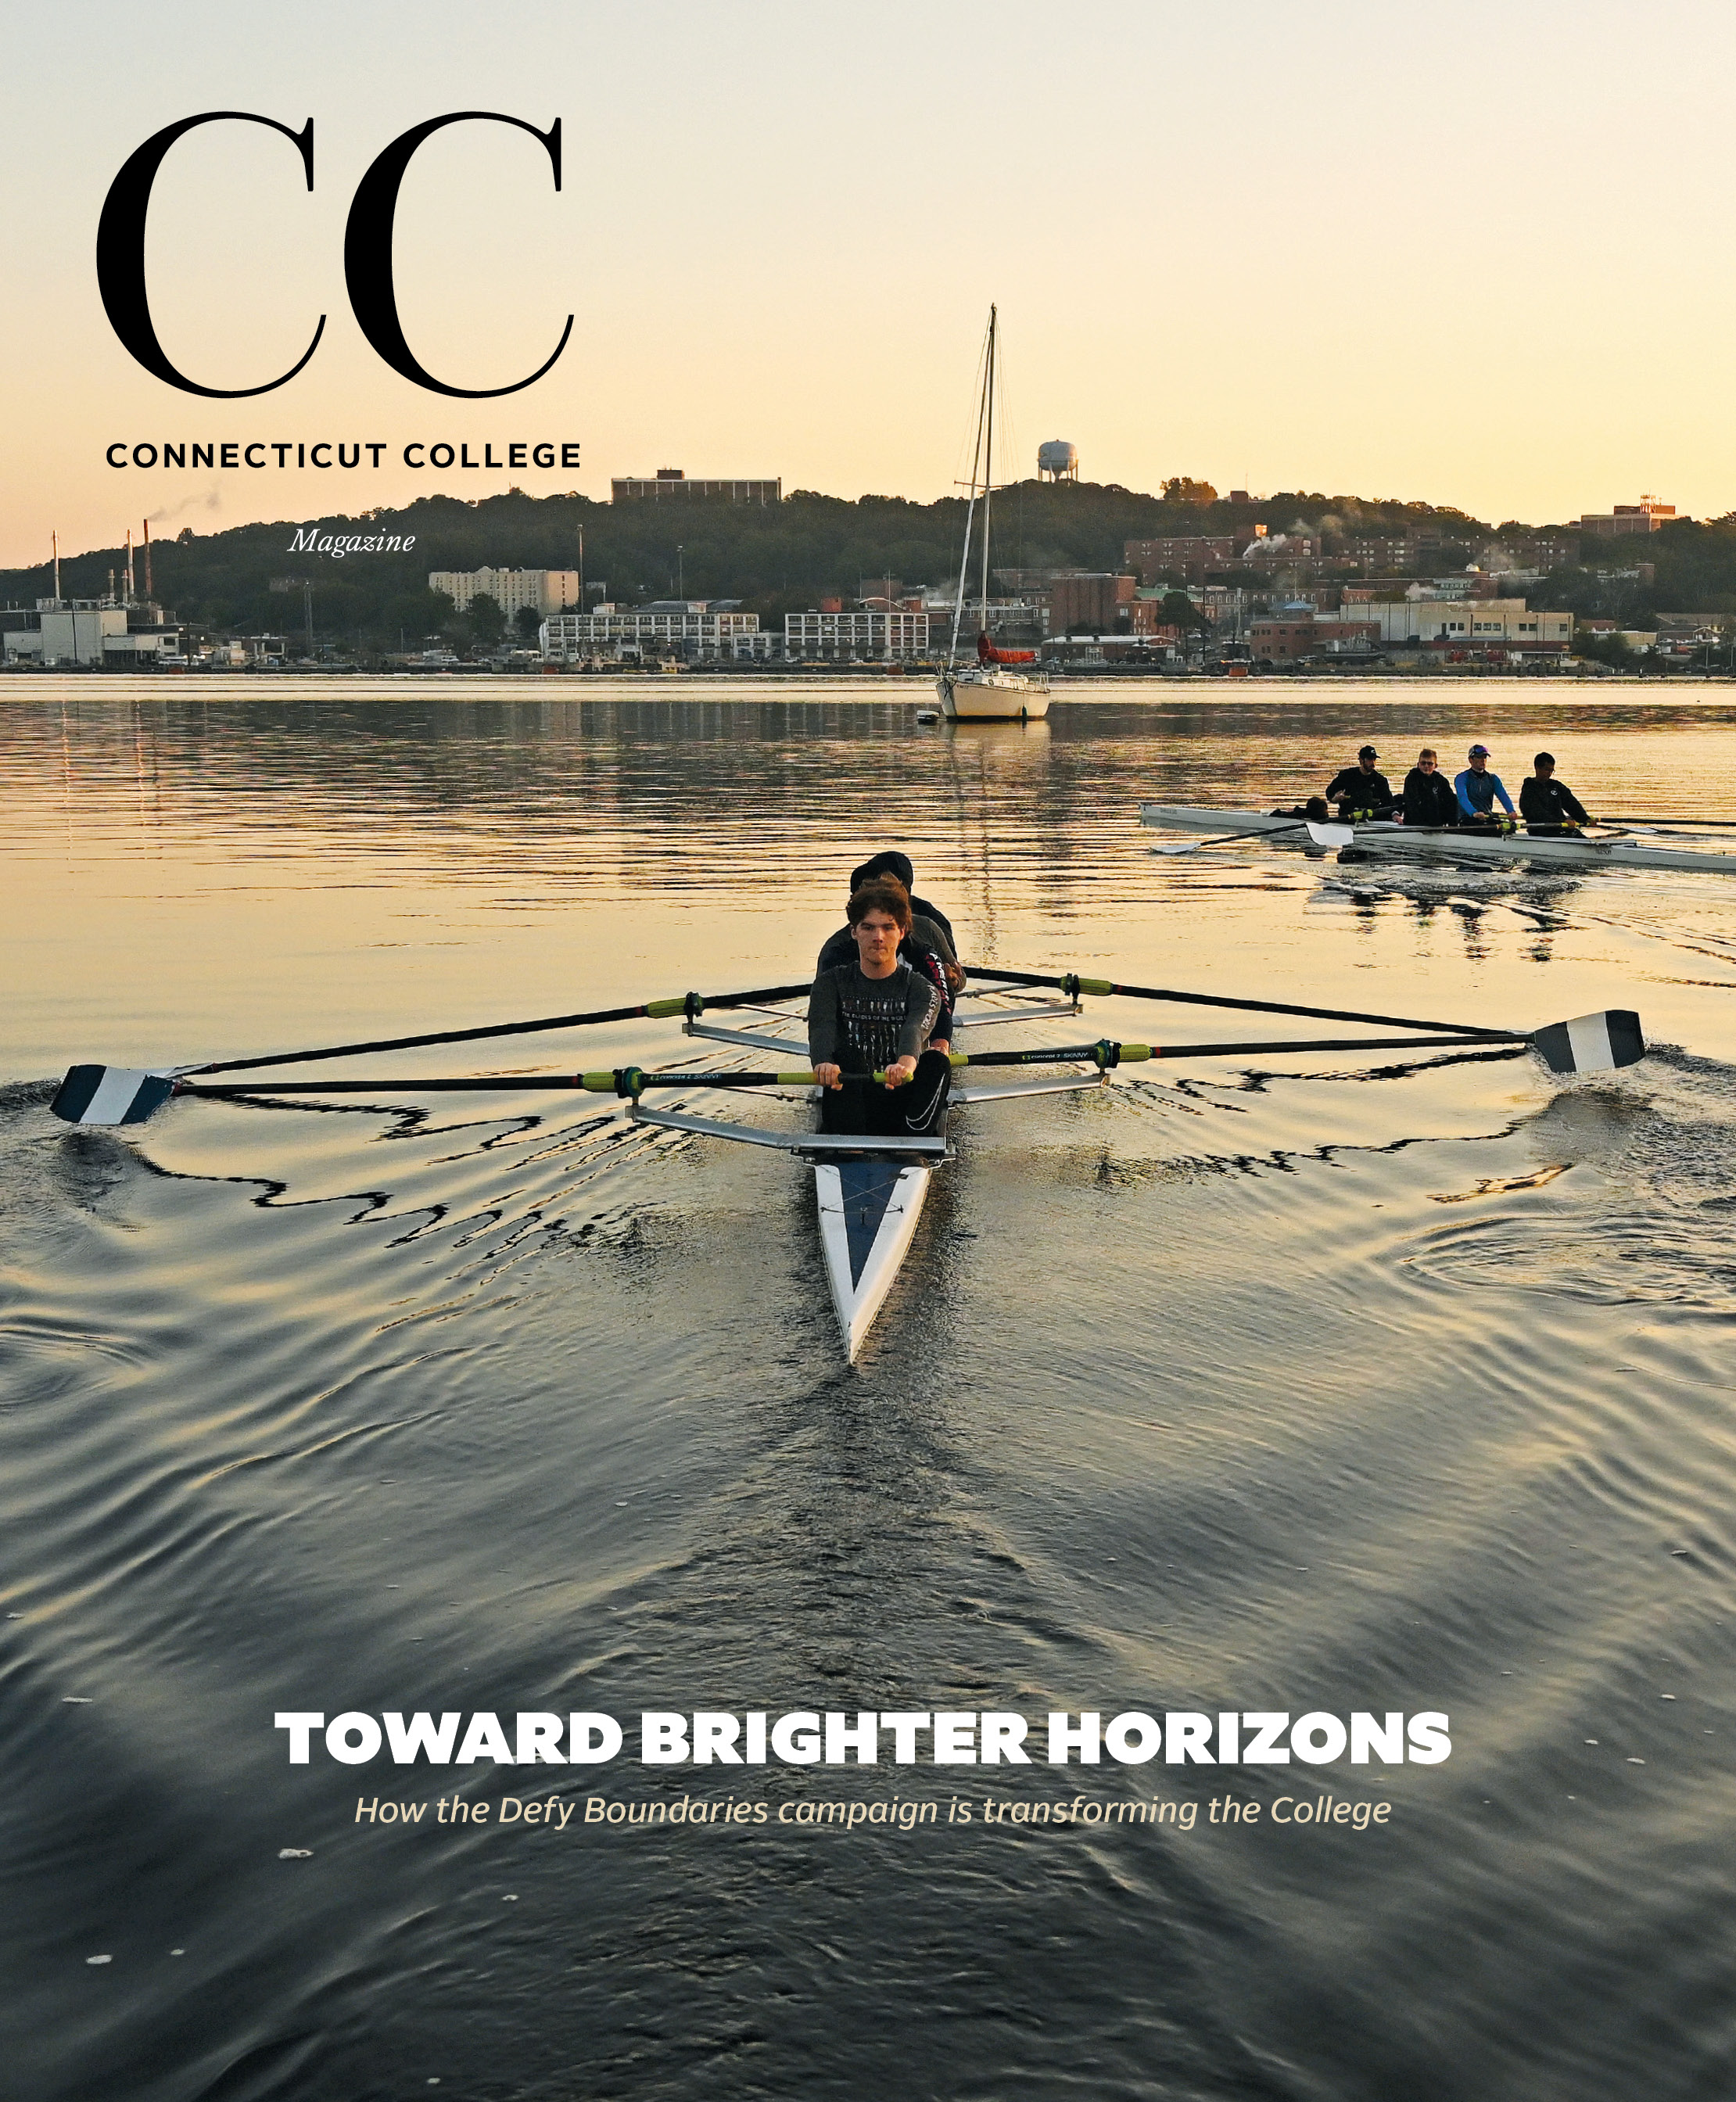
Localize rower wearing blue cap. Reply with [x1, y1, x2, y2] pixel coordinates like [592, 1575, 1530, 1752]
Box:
[1454, 744, 1515, 827]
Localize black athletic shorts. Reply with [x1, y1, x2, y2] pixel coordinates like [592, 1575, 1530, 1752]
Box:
[819, 1047, 952, 1138]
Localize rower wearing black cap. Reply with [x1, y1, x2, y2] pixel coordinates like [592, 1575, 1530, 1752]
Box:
[1454, 745, 1515, 828]
[1519, 752, 1592, 834]
[1323, 745, 1396, 820]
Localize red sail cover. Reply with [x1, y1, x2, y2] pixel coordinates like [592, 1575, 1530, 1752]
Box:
[977, 633, 1036, 665]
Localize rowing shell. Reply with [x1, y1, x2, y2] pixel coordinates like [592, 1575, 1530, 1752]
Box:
[652, 993, 1104, 1361]
[816, 1153, 936, 1361]
[1139, 804, 1736, 877]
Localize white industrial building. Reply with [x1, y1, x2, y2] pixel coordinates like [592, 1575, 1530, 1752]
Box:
[785, 610, 934, 661]
[4, 602, 183, 666]
[429, 568, 582, 619]
[1358, 596, 1572, 648]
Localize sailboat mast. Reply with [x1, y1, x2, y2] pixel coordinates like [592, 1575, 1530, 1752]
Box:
[979, 305, 995, 632]
[947, 314, 992, 669]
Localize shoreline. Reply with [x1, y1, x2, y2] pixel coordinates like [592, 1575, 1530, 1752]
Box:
[3, 664, 1733, 687]
[6, 674, 1736, 709]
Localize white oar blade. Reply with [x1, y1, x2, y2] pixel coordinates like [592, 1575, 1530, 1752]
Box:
[1530, 1011, 1645, 1076]
[1305, 820, 1356, 847]
[1150, 838, 1205, 855]
[51, 1066, 178, 1126]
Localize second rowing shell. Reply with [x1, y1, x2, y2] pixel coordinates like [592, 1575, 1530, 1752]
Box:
[1138, 805, 1736, 877]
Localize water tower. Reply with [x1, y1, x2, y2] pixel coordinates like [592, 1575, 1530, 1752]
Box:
[1038, 439, 1078, 483]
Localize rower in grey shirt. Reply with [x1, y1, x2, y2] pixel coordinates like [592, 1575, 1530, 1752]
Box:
[809, 958, 941, 1076]
[809, 877, 950, 1138]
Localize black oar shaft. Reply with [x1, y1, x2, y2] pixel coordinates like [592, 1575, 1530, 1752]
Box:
[963, 967, 1512, 1041]
[180, 1067, 815, 1102]
[1159, 820, 1307, 850]
[958, 1035, 1522, 1068]
[178, 1035, 1523, 1106]
[183, 964, 1519, 1080]
[188, 984, 814, 1076]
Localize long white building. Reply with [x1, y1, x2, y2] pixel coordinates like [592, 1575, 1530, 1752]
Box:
[542, 603, 761, 659]
[785, 610, 933, 661]
[429, 568, 581, 619]
[1358, 597, 1572, 647]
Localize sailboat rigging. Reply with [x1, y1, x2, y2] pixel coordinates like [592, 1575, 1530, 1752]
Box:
[938, 307, 1052, 722]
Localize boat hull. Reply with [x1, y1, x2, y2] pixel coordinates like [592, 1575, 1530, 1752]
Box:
[938, 669, 1052, 721]
[1138, 805, 1736, 877]
[814, 1157, 932, 1361]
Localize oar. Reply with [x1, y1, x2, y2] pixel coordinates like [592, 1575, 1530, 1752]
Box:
[44, 981, 816, 1126]
[1594, 815, 1736, 830]
[188, 1015, 1644, 1089]
[961, 967, 1516, 1040]
[56, 1009, 1644, 1125]
[1150, 819, 1353, 855]
[181, 981, 814, 1075]
[932, 1021, 1644, 1075]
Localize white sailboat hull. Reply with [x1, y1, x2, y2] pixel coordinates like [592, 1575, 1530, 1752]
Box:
[814, 1157, 933, 1361]
[938, 668, 1052, 721]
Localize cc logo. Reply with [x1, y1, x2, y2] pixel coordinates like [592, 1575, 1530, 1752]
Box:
[96, 111, 570, 400]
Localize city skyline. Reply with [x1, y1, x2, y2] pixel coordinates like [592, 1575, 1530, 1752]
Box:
[4, 0, 1734, 569]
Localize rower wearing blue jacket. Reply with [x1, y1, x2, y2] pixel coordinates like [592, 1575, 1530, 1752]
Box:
[1454, 744, 1515, 826]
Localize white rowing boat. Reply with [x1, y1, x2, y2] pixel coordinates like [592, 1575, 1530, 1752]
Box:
[1139, 804, 1736, 877]
[644, 985, 1103, 1359]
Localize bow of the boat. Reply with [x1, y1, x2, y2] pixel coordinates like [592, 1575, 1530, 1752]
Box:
[813, 1153, 937, 1362]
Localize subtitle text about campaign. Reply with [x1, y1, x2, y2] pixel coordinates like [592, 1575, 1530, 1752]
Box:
[350, 1791, 1397, 1835]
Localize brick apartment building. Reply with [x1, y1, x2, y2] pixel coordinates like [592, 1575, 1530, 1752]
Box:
[1048, 573, 1137, 632]
[1123, 536, 1241, 586]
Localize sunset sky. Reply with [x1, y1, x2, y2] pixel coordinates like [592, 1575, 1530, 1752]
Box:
[4, 0, 1734, 569]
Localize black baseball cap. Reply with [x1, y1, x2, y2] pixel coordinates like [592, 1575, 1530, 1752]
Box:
[1358, 744, 1377, 759]
[851, 850, 915, 891]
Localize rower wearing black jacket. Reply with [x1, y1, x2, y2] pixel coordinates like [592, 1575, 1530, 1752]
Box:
[1401, 748, 1459, 827]
[844, 850, 957, 955]
[1519, 752, 1592, 834]
[1323, 744, 1396, 819]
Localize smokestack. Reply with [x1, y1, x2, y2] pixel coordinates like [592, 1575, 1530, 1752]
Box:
[52, 529, 60, 605]
[108, 569, 116, 603]
[125, 529, 135, 606]
[142, 519, 153, 603]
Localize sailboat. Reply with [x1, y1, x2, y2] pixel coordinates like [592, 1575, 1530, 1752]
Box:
[936, 306, 1052, 722]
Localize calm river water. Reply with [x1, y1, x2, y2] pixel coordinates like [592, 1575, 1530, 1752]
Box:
[3, 678, 1734, 2101]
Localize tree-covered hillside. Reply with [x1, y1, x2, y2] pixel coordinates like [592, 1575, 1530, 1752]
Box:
[0, 484, 1480, 647]
[7, 482, 1735, 648]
